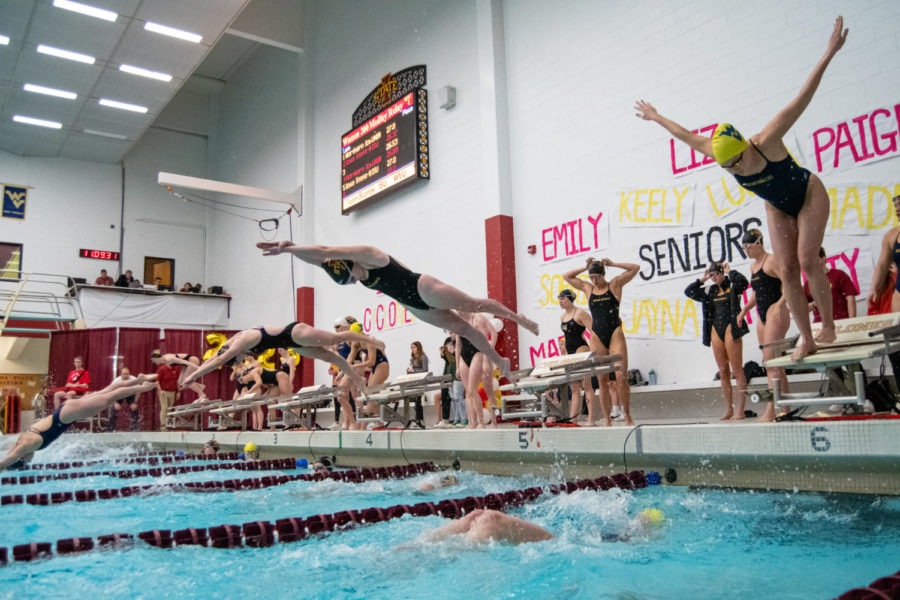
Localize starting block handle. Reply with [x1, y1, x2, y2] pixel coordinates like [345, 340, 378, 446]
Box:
[869, 323, 900, 339]
[760, 335, 799, 351]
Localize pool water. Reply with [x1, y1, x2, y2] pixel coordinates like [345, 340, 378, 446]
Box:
[1, 438, 897, 600]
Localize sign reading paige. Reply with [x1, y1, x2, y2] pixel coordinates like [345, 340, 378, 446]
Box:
[637, 217, 761, 282]
[809, 102, 900, 174]
[2, 184, 27, 220]
[540, 211, 609, 264]
[617, 185, 694, 227]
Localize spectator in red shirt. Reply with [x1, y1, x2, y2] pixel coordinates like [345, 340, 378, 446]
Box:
[152, 352, 181, 431]
[803, 247, 858, 323]
[95, 269, 114, 286]
[52, 356, 90, 409]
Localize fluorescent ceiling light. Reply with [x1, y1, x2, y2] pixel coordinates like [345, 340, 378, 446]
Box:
[0, 35, 9, 46]
[83, 128, 127, 140]
[13, 115, 63, 129]
[36, 44, 95, 64]
[24, 83, 77, 100]
[143, 22, 202, 43]
[98, 98, 148, 113]
[119, 64, 172, 82]
[52, 0, 117, 22]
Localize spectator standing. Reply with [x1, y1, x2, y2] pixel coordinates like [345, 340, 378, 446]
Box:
[115, 270, 136, 287]
[155, 358, 180, 431]
[407, 341, 429, 427]
[107, 367, 140, 432]
[52, 356, 90, 409]
[804, 248, 858, 323]
[94, 269, 114, 286]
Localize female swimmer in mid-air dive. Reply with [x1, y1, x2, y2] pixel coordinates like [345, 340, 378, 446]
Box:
[563, 257, 639, 426]
[180, 322, 382, 399]
[0, 375, 158, 472]
[256, 242, 541, 379]
[635, 16, 849, 361]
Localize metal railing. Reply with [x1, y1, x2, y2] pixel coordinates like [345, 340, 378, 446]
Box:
[0, 272, 83, 336]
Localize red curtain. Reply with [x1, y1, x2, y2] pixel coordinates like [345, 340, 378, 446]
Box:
[48, 330, 88, 392]
[117, 328, 161, 431]
[48, 328, 117, 392]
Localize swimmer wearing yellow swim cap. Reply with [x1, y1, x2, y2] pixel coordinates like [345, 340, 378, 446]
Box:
[638, 508, 665, 527]
[633, 16, 849, 364]
[243, 441, 259, 461]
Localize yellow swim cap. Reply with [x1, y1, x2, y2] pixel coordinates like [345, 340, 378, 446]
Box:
[711, 123, 748, 165]
[244, 442, 257, 452]
[639, 508, 665, 526]
[350, 322, 362, 333]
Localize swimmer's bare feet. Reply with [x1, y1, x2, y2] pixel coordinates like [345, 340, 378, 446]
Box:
[585, 421, 597, 427]
[729, 413, 746, 421]
[476, 423, 487, 429]
[624, 415, 635, 426]
[720, 409, 734, 420]
[518, 314, 540, 336]
[603, 418, 612, 427]
[790, 337, 817, 362]
[815, 326, 837, 345]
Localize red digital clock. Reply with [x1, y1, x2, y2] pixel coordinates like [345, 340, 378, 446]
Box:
[79, 248, 119, 261]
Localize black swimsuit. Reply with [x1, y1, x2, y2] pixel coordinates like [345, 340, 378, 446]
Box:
[588, 289, 622, 349]
[29, 406, 72, 450]
[560, 315, 587, 354]
[360, 257, 430, 310]
[176, 353, 198, 363]
[248, 322, 298, 354]
[459, 337, 479, 367]
[750, 256, 782, 325]
[894, 233, 900, 294]
[732, 142, 811, 218]
[711, 291, 732, 341]
[260, 369, 280, 386]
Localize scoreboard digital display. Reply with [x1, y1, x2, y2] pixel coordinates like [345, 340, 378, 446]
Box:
[341, 89, 429, 213]
[79, 248, 119, 261]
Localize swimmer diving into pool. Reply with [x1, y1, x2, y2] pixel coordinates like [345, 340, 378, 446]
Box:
[634, 16, 848, 361]
[257, 241, 542, 379]
[179, 322, 381, 399]
[0, 375, 158, 472]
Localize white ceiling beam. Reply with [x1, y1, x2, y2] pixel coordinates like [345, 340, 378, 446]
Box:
[157, 171, 300, 210]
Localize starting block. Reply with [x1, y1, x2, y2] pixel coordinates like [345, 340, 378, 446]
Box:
[764, 313, 900, 410]
[499, 351, 622, 424]
[208, 394, 273, 430]
[268, 384, 338, 430]
[167, 399, 225, 430]
[357, 372, 451, 428]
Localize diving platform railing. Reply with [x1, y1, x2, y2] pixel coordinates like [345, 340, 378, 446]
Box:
[0, 272, 83, 336]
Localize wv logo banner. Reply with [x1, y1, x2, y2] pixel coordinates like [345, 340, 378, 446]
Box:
[2, 185, 27, 220]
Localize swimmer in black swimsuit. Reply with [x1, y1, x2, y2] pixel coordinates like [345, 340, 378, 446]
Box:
[736, 229, 791, 422]
[684, 262, 750, 420]
[257, 242, 543, 379]
[564, 257, 640, 426]
[150, 351, 208, 400]
[869, 195, 900, 314]
[556, 289, 599, 426]
[453, 313, 500, 429]
[635, 16, 849, 361]
[331, 317, 363, 430]
[181, 322, 380, 400]
[0, 376, 157, 472]
[353, 336, 390, 427]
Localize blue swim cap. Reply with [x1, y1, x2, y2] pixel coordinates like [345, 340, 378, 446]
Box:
[296, 458, 308, 468]
[176, 450, 184, 457]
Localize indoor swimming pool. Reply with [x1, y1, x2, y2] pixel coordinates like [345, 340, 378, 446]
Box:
[0, 439, 897, 600]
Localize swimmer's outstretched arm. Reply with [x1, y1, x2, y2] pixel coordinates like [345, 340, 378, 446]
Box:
[257, 242, 389, 269]
[182, 331, 256, 385]
[758, 16, 848, 144]
[634, 100, 713, 158]
[0, 434, 42, 472]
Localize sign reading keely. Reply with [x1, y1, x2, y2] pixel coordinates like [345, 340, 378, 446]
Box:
[2, 184, 27, 220]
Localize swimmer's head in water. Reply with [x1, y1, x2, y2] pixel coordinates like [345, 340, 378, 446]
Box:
[322, 260, 355, 285]
[588, 261, 606, 277]
[638, 508, 665, 527]
[243, 441, 257, 453]
[438, 474, 459, 487]
[711, 123, 748, 166]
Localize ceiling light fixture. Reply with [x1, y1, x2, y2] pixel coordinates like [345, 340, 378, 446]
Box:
[143, 22, 202, 43]
[83, 128, 127, 140]
[119, 64, 172, 82]
[23, 83, 77, 100]
[98, 98, 148, 113]
[0, 35, 9, 46]
[52, 0, 117, 22]
[13, 115, 63, 129]
[36, 44, 95, 64]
